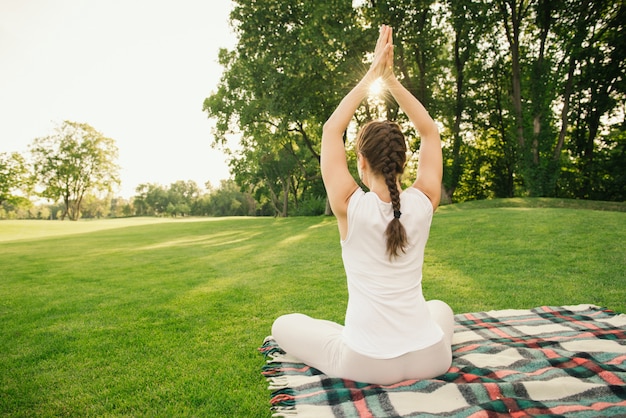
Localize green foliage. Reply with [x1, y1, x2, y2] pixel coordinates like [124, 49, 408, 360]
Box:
[167, 180, 201, 215]
[132, 179, 256, 217]
[0, 199, 624, 416]
[205, 0, 625, 206]
[133, 183, 169, 216]
[204, 0, 369, 216]
[206, 179, 256, 216]
[291, 196, 327, 216]
[558, 126, 626, 201]
[29, 121, 120, 220]
[0, 152, 33, 219]
[0, 152, 30, 206]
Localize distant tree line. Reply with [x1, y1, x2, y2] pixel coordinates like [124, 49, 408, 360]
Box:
[0, 120, 265, 219]
[0, 121, 301, 220]
[131, 179, 261, 217]
[204, 0, 625, 215]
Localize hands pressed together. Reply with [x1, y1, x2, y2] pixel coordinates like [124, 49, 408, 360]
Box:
[368, 24, 395, 82]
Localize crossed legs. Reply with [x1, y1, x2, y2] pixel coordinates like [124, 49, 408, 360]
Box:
[271, 299, 455, 385]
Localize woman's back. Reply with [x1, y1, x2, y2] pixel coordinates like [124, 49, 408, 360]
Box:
[341, 187, 443, 358]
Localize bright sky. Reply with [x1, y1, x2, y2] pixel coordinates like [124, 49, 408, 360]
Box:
[0, 0, 237, 198]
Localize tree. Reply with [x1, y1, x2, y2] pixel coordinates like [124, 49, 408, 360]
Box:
[206, 0, 625, 206]
[360, 0, 450, 155]
[496, 0, 533, 151]
[0, 151, 30, 206]
[0, 151, 33, 219]
[208, 179, 256, 216]
[133, 183, 168, 216]
[204, 0, 368, 216]
[439, 0, 492, 201]
[80, 193, 110, 218]
[168, 180, 200, 216]
[30, 121, 120, 220]
[566, 1, 625, 199]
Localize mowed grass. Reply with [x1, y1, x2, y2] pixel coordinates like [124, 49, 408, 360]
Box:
[1, 198, 625, 417]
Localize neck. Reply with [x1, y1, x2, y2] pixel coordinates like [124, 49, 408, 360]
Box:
[365, 174, 401, 203]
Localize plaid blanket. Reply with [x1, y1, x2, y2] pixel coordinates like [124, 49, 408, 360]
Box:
[259, 305, 626, 417]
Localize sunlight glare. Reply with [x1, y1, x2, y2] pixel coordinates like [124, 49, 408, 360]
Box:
[369, 77, 384, 97]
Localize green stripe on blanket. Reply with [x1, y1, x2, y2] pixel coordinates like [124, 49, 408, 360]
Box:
[259, 305, 626, 417]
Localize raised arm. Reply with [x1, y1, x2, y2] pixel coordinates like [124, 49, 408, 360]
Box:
[387, 77, 442, 209]
[376, 31, 441, 208]
[321, 26, 393, 235]
[320, 76, 371, 219]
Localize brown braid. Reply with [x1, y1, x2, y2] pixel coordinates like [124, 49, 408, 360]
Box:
[355, 120, 408, 258]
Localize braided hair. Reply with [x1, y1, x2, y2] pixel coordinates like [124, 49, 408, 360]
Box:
[355, 120, 408, 259]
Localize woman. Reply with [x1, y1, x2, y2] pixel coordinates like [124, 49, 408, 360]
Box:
[271, 25, 454, 385]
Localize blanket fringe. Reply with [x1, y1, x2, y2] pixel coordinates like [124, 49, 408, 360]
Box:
[269, 388, 297, 417]
[260, 337, 299, 417]
[265, 375, 291, 391]
[259, 337, 287, 360]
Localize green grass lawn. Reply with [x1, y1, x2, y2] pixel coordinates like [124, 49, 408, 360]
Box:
[1, 198, 625, 417]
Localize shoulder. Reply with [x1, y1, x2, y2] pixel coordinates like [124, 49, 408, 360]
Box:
[347, 188, 367, 212]
[403, 187, 434, 213]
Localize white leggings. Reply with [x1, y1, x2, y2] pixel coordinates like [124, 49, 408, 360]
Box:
[271, 300, 455, 385]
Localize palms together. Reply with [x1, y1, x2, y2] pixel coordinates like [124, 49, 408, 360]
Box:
[370, 25, 395, 81]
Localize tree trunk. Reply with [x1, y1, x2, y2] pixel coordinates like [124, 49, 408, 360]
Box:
[281, 179, 289, 217]
[554, 58, 576, 160]
[531, 5, 550, 166]
[266, 182, 282, 217]
[498, 0, 526, 151]
[447, 31, 466, 200]
[61, 194, 70, 220]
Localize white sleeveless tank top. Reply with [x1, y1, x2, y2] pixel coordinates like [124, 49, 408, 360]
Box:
[341, 187, 444, 359]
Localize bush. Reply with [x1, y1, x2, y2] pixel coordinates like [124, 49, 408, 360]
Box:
[293, 196, 326, 216]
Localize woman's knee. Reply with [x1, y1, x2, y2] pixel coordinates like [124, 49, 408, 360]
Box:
[427, 299, 453, 320]
[272, 313, 307, 339]
[426, 300, 455, 343]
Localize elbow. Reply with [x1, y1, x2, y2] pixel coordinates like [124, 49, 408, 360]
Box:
[322, 118, 346, 138]
[424, 124, 441, 144]
[322, 120, 335, 136]
[426, 120, 440, 138]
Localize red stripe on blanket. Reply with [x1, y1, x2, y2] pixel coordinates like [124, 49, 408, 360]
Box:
[549, 399, 626, 414]
[465, 313, 514, 339]
[609, 355, 626, 365]
[540, 306, 604, 331]
[600, 370, 625, 385]
[344, 379, 374, 418]
[484, 382, 503, 400]
[539, 348, 562, 359]
[455, 343, 481, 353]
